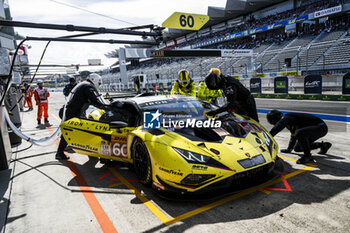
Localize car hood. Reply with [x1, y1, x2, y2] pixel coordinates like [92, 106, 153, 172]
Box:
[151, 126, 276, 171]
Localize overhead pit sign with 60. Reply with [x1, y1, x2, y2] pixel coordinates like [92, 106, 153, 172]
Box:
[162, 12, 210, 30]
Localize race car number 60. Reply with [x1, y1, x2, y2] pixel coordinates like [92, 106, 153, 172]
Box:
[112, 143, 127, 157]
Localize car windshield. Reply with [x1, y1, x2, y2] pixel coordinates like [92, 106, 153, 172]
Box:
[140, 99, 217, 119]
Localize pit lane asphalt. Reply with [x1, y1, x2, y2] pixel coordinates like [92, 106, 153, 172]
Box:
[1, 93, 349, 233]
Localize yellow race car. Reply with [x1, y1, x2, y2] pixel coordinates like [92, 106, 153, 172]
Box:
[60, 95, 282, 195]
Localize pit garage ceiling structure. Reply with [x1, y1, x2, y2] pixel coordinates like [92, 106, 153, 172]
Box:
[166, 0, 286, 38]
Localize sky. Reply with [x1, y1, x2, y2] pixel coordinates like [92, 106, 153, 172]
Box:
[9, 0, 227, 72]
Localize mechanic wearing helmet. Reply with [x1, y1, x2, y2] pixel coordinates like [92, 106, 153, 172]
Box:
[267, 110, 332, 164]
[170, 69, 196, 97]
[63, 77, 77, 97]
[197, 78, 222, 103]
[34, 80, 50, 125]
[205, 68, 259, 122]
[55, 73, 109, 160]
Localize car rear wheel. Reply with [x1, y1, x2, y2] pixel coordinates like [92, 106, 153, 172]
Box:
[132, 137, 152, 185]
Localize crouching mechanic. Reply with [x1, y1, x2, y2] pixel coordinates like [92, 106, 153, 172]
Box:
[55, 73, 109, 160]
[267, 110, 332, 164]
[170, 69, 196, 97]
[205, 68, 259, 122]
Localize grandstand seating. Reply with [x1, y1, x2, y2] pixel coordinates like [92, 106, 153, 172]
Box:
[103, 28, 349, 89]
[102, 0, 350, 91]
[318, 32, 350, 66]
[298, 30, 346, 69]
[261, 35, 315, 71]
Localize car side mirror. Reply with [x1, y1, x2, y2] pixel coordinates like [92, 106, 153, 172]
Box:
[109, 121, 128, 128]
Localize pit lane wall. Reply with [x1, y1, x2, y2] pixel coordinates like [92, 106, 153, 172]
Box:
[242, 72, 350, 101]
[252, 93, 350, 101]
[101, 72, 350, 101]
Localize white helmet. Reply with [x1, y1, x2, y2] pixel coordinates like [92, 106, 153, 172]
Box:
[87, 73, 102, 91]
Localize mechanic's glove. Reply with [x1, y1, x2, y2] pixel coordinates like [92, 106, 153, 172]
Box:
[281, 149, 292, 153]
[36, 102, 38, 106]
[206, 110, 219, 117]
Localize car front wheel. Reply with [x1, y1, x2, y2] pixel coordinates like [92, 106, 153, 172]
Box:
[132, 137, 152, 185]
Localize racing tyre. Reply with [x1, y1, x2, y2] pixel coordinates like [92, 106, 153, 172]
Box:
[132, 137, 152, 185]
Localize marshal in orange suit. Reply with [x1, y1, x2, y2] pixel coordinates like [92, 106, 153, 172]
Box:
[34, 80, 50, 125]
[23, 83, 33, 110]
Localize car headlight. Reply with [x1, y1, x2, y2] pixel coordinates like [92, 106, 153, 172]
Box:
[172, 147, 232, 171]
[262, 131, 274, 156]
[173, 147, 210, 163]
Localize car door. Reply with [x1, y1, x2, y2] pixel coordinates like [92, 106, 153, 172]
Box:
[60, 117, 133, 162]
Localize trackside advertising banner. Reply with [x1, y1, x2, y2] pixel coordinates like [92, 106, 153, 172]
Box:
[221, 49, 253, 57]
[304, 75, 322, 94]
[343, 73, 350, 94]
[247, 15, 309, 36]
[227, 32, 243, 40]
[194, 14, 308, 48]
[314, 5, 342, 18]
[274, 76, 288, 94]
[250, 78, 261, 93]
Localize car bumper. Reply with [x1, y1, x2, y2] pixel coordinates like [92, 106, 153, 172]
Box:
[154, 157, 284, 200]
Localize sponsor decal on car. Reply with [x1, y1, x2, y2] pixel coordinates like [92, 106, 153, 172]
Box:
[101, 143, 112, 156]
[95, 125, 109, 131]
[68, 120, 84, 127]
[159, 167, 183, 176]
[71, 143, 98, 152]
[192, 165, 208, 171]
[112, 135, 127, 141]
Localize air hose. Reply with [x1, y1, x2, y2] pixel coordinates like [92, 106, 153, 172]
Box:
[3, 108, 61, 146]
[2, 37, 108, 146]
[1, 39, 62, 146]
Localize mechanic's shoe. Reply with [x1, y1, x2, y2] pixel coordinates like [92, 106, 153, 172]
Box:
[318, 142, 332, 154]
[297, 156, 314, 164]
[55, 151, 69, 160]
[29, 108, 33, 111]
[37, 119, 41, 125]
[44, 118, 49, 123]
